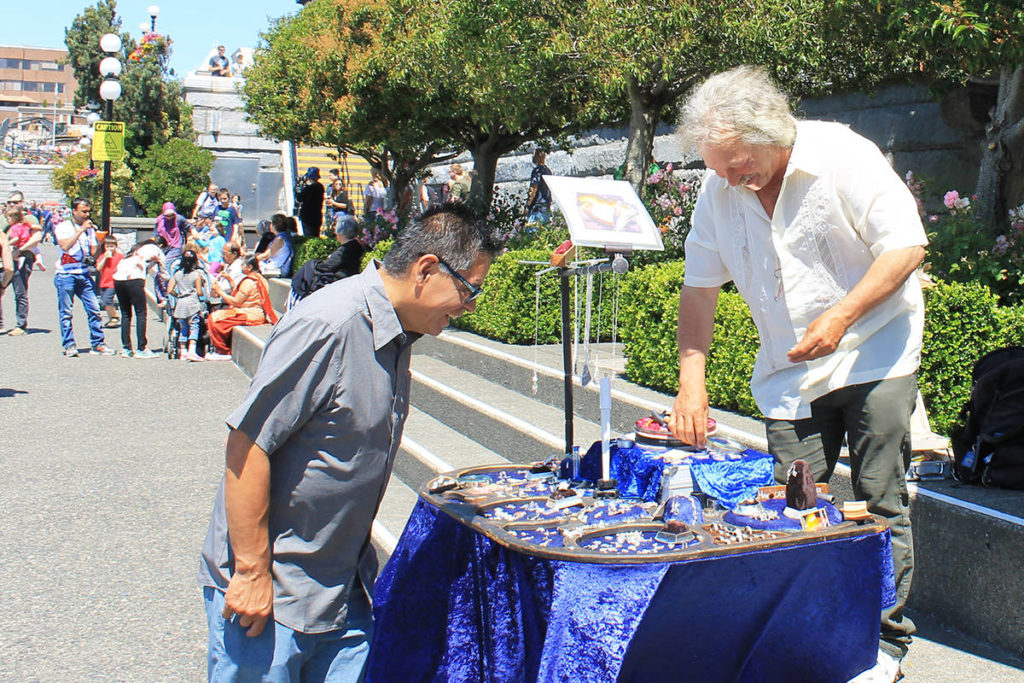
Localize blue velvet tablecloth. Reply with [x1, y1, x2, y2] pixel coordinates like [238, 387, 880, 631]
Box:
[366, 500, 896, 683]
[561, 441, 775, 507]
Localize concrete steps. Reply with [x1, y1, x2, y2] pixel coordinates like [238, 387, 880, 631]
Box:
[224, 290, 1024, 669]
[0, 162, 64, 204]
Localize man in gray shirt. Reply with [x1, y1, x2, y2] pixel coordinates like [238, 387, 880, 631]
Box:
[199, 204, 499, 681]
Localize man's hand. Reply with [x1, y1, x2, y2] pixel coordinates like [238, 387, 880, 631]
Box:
[222, 568, 274, 637]
[669, 382, 710, 449]
[787, 309, 850, 363]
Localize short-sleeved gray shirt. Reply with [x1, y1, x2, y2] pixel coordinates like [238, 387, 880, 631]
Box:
[199, 261, 417, 633]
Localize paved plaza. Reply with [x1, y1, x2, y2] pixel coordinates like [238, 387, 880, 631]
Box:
[2, 244, 1024, 680]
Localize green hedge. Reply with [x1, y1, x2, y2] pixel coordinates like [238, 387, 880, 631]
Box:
[619, 261, 759, 416]
[454, 247, 622, 345]
[620, 261, 1024, 436]
[920, 282, 1024, 434]
[351, 233, 1024, 436]
[293, 236, 337, 272]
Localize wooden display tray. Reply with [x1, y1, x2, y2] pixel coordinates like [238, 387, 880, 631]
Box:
[421, 464, 887, 565]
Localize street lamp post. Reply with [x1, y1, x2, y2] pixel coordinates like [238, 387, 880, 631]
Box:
[98, 33, 122, 234]
[148, 6, 160, 33]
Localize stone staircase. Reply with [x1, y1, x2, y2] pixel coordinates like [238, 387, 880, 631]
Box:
[214, 276, 1024, 668]
[0, 162, 65, 204]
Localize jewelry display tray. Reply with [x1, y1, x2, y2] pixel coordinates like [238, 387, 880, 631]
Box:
[421, 464, 887, 565]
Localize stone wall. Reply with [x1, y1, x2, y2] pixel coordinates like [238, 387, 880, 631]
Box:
[183, 74, 285, 221]
[425, 83, 977, 213]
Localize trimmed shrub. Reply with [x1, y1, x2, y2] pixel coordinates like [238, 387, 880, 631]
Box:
[132, 139, 214, 216]
[619, 260, 686, 392]
[364, 238, 394, 269]
[453, 246, 624, 345]
[292, 237, 337, 272]
[454, 248, 564, 344]
[920, 281, 1024, 435]
[620, 261, 758, 416]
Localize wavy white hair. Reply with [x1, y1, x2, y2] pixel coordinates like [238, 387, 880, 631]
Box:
[677, 66, 797, 152]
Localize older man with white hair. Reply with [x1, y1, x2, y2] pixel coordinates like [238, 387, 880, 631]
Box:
[669, 65, 926, 680]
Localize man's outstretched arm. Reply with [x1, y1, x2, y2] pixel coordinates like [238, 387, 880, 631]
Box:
[222, 428, 273, 637]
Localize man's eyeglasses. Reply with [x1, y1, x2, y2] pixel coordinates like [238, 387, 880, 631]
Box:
[435, 255, 482, 303]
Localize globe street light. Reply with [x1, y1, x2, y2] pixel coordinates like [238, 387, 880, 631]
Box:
[98, 32, 122, 234]
[148, 6, 160, 33]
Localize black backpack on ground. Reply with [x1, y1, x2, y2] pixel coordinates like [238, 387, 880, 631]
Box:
[950, 346, 1024, 488]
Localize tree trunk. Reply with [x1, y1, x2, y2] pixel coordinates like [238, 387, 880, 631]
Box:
[974, 64, 1024, 228]
[470, 138, 503, 215]
[622, 75, 659, 192]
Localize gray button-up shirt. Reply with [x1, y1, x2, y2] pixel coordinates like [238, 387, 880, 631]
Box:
[199, 261, 416, 633]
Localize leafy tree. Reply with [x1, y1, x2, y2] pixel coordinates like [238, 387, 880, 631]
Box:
[116, 34, 191, 165]
[381, 0, 604, 210]
[65, 1, 192, 171]
[582, 0, 912, 189]
[63, 0, 122, 110]
[132, 138, 214, 216]
[882, 1, 1024, 226]
[242, 0, 457, 216]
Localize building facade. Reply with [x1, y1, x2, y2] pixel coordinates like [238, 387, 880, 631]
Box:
[0, 45, 79, 127]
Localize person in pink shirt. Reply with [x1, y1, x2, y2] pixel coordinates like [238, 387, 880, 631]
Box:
[1, 206, 40, 335]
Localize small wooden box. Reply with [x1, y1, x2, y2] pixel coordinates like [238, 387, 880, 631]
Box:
[550, 244, 576, 268]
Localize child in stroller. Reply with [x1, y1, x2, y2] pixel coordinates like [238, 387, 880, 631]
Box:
[166, 249, 209, 361]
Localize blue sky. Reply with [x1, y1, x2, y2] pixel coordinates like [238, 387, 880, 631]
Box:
[0, 0, 298, 77]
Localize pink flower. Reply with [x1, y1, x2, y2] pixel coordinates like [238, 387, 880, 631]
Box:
[673, 206, 683, 216]
[678, 182, 690, 194]
[943, 190, 960, 210]
[928, 215, 938, 223]
[665, 163, 674, 173]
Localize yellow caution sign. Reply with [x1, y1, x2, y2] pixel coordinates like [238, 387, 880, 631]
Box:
[92, 121, 125, 162]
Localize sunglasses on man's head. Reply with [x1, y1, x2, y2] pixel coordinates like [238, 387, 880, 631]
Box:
[435, 255, 482, 302]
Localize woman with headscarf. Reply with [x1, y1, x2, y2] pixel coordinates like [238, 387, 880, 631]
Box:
[153, 202, 191, 263]
[205, 256, 278, 359]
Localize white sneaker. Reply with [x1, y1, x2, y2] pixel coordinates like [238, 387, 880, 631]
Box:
[205, 352, 232, 361]
[120, 349, 134, 358]
[134, 349, 159, 359]
[848, 650, 902, 683]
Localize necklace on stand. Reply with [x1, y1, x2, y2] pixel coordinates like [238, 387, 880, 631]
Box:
[609, 269, 621, 373]
[573, 272, 580, 375]
[531, 271, 542, 395]
[580, 270, 595, 387]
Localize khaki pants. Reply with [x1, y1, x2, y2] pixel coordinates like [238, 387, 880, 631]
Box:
[766, 374, 918, 658]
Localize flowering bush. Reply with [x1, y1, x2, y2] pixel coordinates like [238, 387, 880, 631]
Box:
[638, 162, 703, 265]
[359, 208, 402, 250]
[51, 150, 132, 209]
[907, 172, 1024, 305]
[486, 190, 530, 247]
[129, 33, 167, 61]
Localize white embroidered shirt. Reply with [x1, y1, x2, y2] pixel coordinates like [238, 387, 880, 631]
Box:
[683, 120, 927, 419]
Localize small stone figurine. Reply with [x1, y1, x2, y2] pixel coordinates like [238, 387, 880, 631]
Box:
[785, 459, 817, 511]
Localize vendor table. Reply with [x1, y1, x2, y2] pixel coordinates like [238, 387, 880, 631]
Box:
[366, 460, 895, 683]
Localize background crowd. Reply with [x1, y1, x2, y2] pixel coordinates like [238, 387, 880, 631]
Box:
[0, 154, 540, 363]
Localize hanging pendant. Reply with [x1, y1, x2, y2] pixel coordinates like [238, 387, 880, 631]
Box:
[580, 271, 595, 387]
[532, 271, 542, 395]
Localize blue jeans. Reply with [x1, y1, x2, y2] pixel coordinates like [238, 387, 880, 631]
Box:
[204, 586, 372, 683]
[54, 272, 105, 350]
[527, 205, 550, 225]
[0, 257, 31, 329]
[177, 313, 202, 342]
